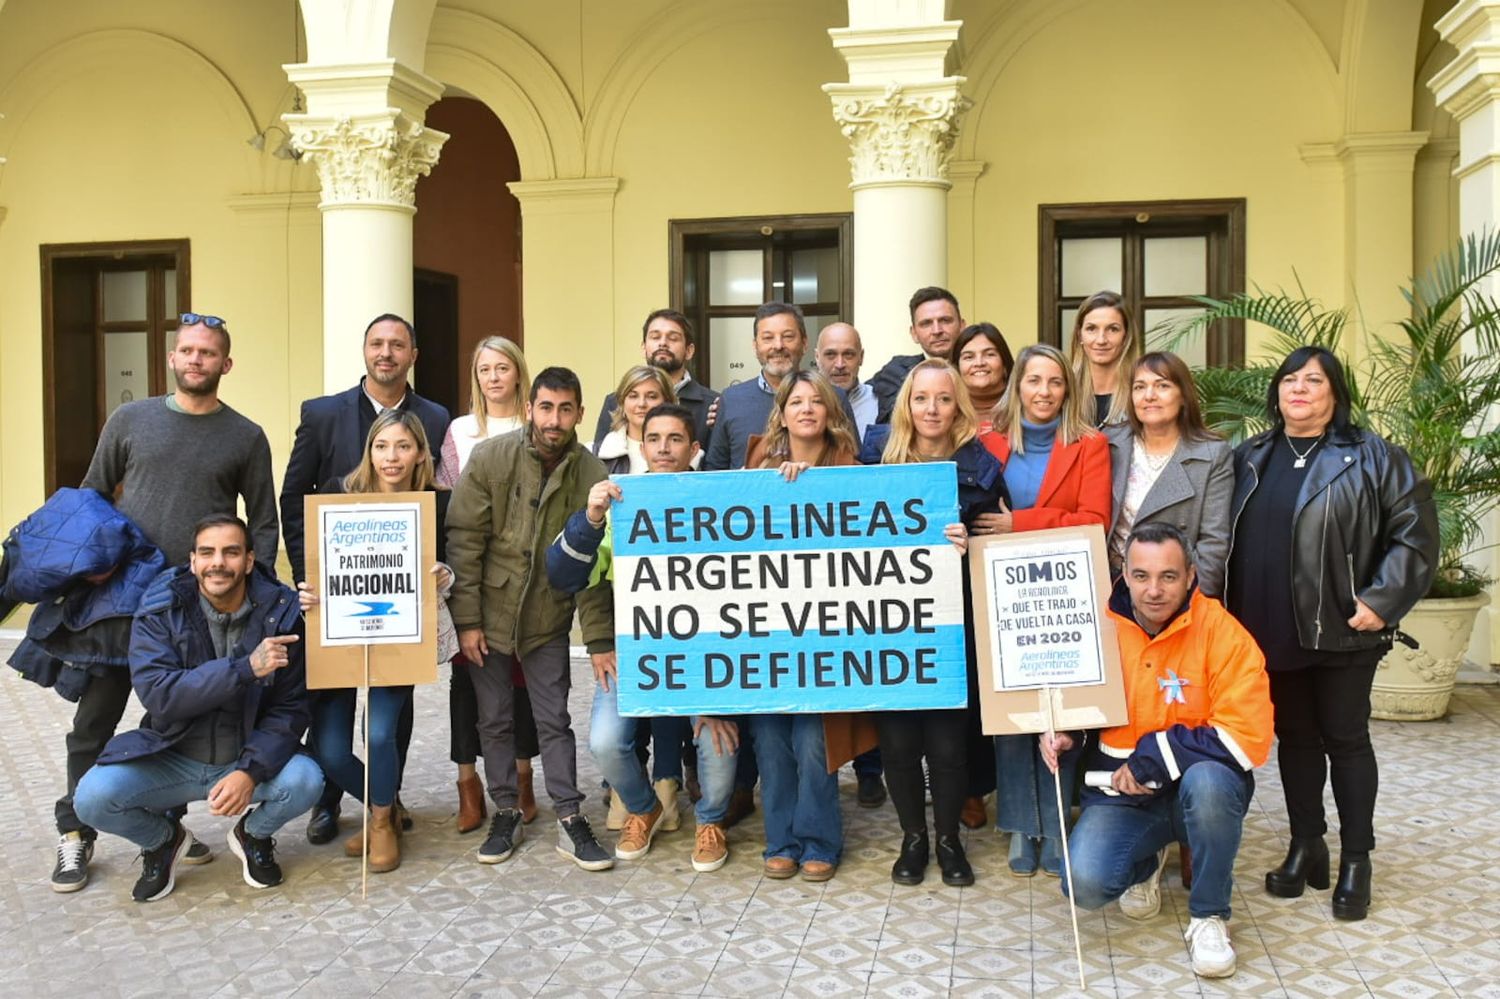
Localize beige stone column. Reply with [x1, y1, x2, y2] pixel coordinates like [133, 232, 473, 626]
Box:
[946, 159, 986, 313]
[507, 178, 620, 415]
[1432, 0, 1500, 666]
[824, 12, 968, 365]
[283, 62, 448, 392]
[1339, 132, 1428, 353]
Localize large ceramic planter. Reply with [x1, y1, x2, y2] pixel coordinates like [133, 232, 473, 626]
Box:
[1371, 592, 1490, 721]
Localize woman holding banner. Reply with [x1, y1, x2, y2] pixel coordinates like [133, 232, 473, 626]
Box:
[861, 359, 1004, 887]
[977, 343, 1110, 877]
[743, 370, 859, 881]
[298, 410, 451, 874]
[1105, 352, 1233, 596]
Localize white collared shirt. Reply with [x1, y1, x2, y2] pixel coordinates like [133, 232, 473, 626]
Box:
[847, 380, 877, 441]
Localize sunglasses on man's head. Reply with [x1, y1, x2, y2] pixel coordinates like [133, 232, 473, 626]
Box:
[180, 312, 228, 330]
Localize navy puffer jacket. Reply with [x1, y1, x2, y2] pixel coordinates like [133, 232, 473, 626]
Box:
[1, 487, 165, 628]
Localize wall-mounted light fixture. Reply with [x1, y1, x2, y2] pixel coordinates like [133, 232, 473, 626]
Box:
[247, 124, 301, 161]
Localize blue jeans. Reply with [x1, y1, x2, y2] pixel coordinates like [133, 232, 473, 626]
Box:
[1064, 761, 1254, 919]
[852, 747, 882, 779]
[589, 683, 737, 825]
[689, 717, 739, 826]
[751, 714, 842, 865]
[995, 733, 1074, 840]
[74, 750, 324, 850]
[311, 686, 412, 808]
[590, 682, 657, 815]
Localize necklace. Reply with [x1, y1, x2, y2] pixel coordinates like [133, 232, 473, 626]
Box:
[1133, 438, 1174, 473]
[1284, 433, 1324, 469]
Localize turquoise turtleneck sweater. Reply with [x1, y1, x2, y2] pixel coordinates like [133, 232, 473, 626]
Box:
[1002, 418, 1057, 510]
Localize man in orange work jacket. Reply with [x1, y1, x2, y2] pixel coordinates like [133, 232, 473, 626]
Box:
[1041, 521, 1272, 980]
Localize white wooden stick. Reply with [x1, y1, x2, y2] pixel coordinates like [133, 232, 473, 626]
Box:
[362, 644, 370, 901]
[1044, 686, 1087, 990]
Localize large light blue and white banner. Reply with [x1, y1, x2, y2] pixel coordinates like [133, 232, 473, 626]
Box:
[612, 464, 968, 716]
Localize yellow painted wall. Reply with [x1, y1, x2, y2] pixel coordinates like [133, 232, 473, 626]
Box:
[957, 0, 1344, 360]
[606, 5, 854, 396]
[0, 3, 322, 582]
[0, 0, 1458, 595]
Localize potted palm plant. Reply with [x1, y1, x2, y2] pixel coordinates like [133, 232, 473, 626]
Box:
[1163, 233, 1500, 719]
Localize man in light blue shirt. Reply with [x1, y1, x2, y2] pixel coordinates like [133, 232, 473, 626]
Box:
[816, 322, 876, 444]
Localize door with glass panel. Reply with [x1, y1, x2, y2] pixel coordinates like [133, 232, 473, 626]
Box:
[1038, 200, 1245, 367]
[670, 214, 853, 390]
[40, 240, 190, 492]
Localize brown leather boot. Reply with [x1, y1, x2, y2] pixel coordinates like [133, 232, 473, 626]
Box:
[517, 767, 538, 825]
[457, 773, 486, 834]
[368, 805, 400, 873]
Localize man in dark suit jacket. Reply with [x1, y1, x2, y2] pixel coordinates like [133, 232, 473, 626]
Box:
[278, 313, 450, 844]
[280, 313, 451, 584]
[591, 309, 719, 447]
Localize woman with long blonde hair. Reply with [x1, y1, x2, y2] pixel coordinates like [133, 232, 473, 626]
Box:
[977, 343, 1110, 876]
[860, 359, 1005, 888]
[746, 369, 858, 470]
[1067, 290, 1138, 428]
[436, 335, 538, 834]
[439, 336, 529, 482]
[298, 409, 451, 875]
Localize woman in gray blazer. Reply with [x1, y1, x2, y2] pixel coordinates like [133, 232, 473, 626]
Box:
[1106, 352, 1233, 596]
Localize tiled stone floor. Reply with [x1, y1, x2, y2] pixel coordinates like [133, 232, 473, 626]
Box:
[1, 640, 1497, 998]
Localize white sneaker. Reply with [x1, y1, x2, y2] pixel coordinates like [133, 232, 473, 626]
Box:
[654, 778, 681, 832]
[1185, 915, 1236, 978]
[1118, 846, 1168, 920]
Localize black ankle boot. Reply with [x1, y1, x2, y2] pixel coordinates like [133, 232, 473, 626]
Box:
[935, 834, 974, 887]
[1332, 855, 1372, 921]
[891, 830, 929, 886]
[1265, 837, 1330, 898]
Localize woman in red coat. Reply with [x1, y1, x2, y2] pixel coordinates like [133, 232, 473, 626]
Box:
[974, 343, 1111, 876]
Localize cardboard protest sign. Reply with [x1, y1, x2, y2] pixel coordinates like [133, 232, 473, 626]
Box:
[612, 464, 967, 717]
[969, 524, 1127, 735]
[304, 492, 437, 689]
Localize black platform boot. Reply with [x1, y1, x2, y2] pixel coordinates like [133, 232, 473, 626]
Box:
[1265, 837, 1330, 898]
[1331, 854, 1372, 921]
[891, 829, 929, 886]
[936, 834, 974, 887]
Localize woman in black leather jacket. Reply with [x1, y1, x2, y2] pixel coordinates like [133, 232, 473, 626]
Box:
[1226, 346, 1437, 922]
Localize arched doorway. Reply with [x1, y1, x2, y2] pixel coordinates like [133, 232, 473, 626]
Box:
[412, 94, 522, 417]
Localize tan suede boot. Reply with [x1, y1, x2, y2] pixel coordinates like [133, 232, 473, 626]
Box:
[368, 805, 400, 873]
[345, 804, 404, 857]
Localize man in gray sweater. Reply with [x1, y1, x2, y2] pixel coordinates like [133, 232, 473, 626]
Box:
[53, 313, 278, 893]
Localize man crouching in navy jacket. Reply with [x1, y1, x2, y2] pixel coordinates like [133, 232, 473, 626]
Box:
[1040, 522, 1272, 980]
[75, 514, 322, 901]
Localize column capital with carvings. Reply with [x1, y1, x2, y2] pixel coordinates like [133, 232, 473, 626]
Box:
[823, 79, 970, 190]
[284, 110, 448, 211]
[1431, 0, 1500, 120]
